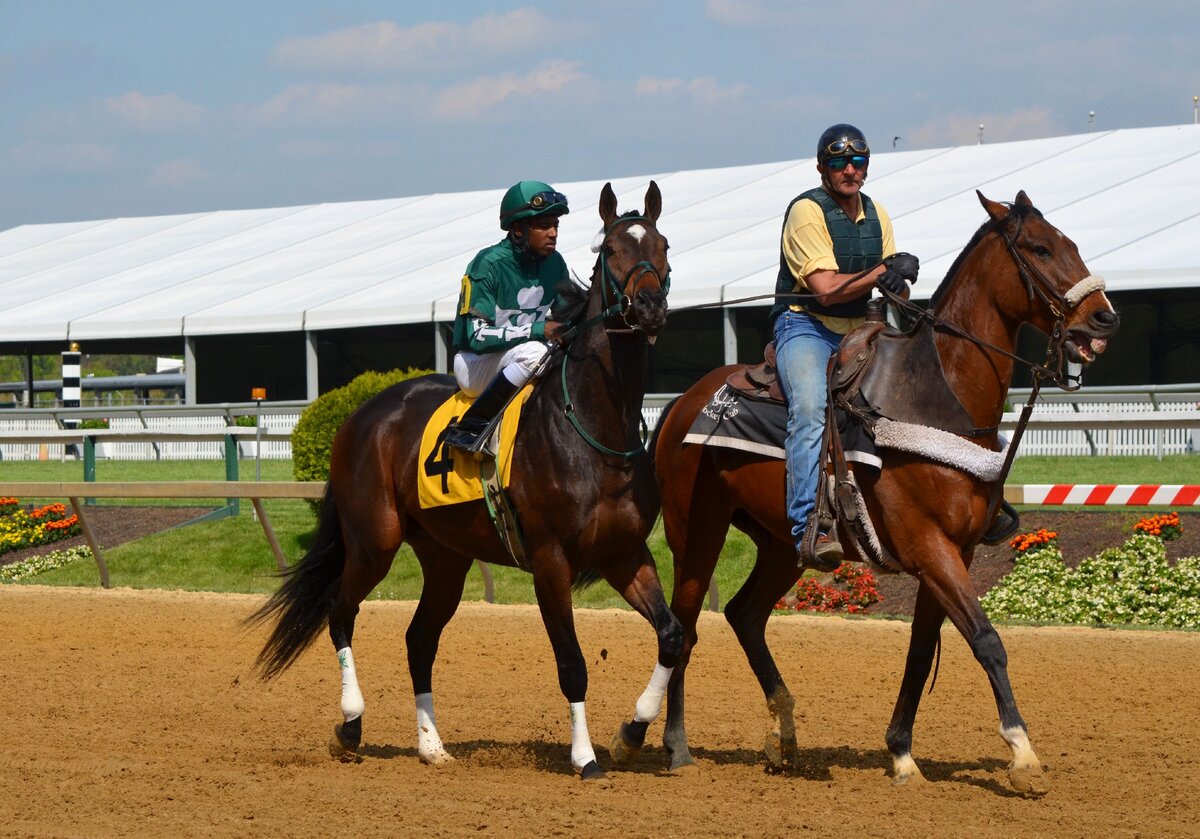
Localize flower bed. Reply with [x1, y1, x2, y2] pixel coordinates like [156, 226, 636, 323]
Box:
[983, 513, 1200, 629]
[0, 499, 82, 559]
[776, 562, 882, 615]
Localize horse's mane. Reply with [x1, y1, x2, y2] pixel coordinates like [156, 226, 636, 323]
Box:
[551, 277, 589, 327]
[928, 202, 1042, 309]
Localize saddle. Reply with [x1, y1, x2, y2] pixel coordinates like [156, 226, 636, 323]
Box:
[726, 342, 786, 404]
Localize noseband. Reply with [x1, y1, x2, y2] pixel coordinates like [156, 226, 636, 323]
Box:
[996, 212, 1107, 391]
[598, 215, 670, 330]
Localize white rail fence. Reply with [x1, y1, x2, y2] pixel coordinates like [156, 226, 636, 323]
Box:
[2, 388, 1198, 462]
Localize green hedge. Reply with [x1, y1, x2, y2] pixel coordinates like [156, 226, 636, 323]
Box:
[292, 368, 433, 503]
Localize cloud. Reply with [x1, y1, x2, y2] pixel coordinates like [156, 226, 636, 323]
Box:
[272, 8, 571, 74]
[104, 91, 203, 128]
[903, 107, 1059, 148]
[635, 75, 748, 105]
[434, 60, 585, 120]
[149, 159, 205, 188]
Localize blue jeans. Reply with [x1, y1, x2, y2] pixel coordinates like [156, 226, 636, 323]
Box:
[773, 310, 840, 550]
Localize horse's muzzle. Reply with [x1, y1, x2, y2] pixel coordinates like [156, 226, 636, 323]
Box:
[633, 288, 668, 338]
[1065, 309, 1119, 364]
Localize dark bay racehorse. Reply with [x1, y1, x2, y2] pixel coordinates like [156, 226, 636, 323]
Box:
[636, 191, 1118, 794]
[250, 182, 681, 780]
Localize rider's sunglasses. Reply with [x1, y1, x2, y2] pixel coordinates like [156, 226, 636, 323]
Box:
[825, 154, 869, 171]
[824, 138, 870, 157]
[527, 191, 568, 210]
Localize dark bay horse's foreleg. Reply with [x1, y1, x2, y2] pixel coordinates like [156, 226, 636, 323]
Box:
[532, 553, 603, 780]
[723, 538, 803, 770]
[906, 546, 1048, 795]
[605, 545, 684, 768]
[405, 540, 474, 766]
[884, 582, 946, 785]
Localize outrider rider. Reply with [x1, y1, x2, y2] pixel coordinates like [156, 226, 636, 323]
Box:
[770, 124, 920, 570]
[444, 180, 571, 453]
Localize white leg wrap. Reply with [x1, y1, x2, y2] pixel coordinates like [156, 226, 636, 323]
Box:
[633, 663, 673, 723]
[1000, 724, 1039, 768]
[415, 692, 453, 764]
[336, 647, 364, 722]
[569, 701, 597, 771]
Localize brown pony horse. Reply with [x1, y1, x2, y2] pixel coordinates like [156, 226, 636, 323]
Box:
[636, 191, 1118, 794]
[251, 183, 681, 780]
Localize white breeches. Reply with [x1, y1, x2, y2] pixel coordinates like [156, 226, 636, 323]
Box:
[453, 341, 553, 397]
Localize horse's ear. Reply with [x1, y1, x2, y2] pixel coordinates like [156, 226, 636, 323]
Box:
[1014, 190, 1033, 208]
[644, 180, 662, 223]
[599, 182, 618, 228]
[977, 190, 1009, 222]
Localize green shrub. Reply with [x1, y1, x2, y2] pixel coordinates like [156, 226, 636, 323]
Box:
[981, 533, 1200, 629]
[292, 368, 433, 506]
[79, 418, 110, 430]
[231, 414, 257, 427]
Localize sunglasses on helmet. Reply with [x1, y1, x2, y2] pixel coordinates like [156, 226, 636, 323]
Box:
[527, 191, 568, 210]
[825, 154, 869, 171]
[824, 138, 870, 157]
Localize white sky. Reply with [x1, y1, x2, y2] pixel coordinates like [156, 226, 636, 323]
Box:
[3, 0, 1197, 232]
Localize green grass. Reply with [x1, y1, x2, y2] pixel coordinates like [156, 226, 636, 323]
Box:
[3, 455, 1195, 606]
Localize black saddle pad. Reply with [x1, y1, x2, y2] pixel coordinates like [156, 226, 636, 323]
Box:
[682, 384, 879, 470]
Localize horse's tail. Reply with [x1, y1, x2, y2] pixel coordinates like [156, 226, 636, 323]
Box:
[246, 485, 345, 680]
[646, 396, 681, 474]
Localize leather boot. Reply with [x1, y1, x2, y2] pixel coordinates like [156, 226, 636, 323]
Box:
[443, 374, 521, 454]
[798, 524, 844, 572]
[981, 499, 1020, 546]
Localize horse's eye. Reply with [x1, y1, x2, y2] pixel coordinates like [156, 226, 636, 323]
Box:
[1032, 245, 1052, 258]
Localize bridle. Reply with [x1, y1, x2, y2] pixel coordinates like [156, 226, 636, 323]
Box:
[597, 214, 671, 330]
[554, 214, 670, 460]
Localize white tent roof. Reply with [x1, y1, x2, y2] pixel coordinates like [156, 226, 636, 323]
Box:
[2, 123, 1198, 343]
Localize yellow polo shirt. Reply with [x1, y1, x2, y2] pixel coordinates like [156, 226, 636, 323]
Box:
[781, 193, 896, 334]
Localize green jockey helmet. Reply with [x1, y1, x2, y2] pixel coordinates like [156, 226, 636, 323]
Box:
[499, 180, 569, 231]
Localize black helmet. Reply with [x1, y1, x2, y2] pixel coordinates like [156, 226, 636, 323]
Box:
[817, 124, 870, 165]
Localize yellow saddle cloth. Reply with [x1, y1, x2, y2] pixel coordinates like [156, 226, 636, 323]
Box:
[417, 386, 533, 509]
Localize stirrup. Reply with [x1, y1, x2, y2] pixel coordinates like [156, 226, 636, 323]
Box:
[981, 499, 1020, 546]
[798, 528, 843, 572]
[444, 420, 489, 455]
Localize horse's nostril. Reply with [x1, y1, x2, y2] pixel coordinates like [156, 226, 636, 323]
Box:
[1090, 309, 1119, 332]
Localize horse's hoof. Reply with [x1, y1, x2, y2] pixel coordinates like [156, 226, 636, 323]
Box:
[1009, 761, 1049, 797]
[418, 746, 455, 766]
[328, 723, 362, 763]
[666, 759, 700, 778]
[609, 731, 642, 766]
[580, 759, 606, 781]
[890, 753, 925, 786]
[764, 732, 798, 769]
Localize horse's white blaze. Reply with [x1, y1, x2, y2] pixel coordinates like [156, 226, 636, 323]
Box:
[626, 223, 647, 242]
[337, 646, 364, 721]
[1000, 724, 1040, 769]
[569, 701, 597, 771]
[634, 662, 673, 723]
[415, 692, 453, 764]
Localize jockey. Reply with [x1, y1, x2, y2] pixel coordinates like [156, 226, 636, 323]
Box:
[444, 180, 571, 453]
[771, 124, 920, 570]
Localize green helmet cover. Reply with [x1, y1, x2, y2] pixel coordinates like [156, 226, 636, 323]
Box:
[499, 180, 569, 231]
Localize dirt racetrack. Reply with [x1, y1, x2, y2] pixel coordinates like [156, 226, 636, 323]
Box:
[3, 586, 1198, 838]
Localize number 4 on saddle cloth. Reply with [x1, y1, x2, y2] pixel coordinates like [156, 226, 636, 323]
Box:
[683, 312, 1019, 568]
[418, 386, 535, 509]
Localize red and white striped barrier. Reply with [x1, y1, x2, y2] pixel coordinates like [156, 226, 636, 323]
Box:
[1012, 484, 1200, 506]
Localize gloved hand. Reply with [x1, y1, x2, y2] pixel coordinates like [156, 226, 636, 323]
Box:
[876, 268, 908, 296]
[884, 252, 920, 281]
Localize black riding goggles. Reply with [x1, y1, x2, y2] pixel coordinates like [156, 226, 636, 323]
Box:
[824, 138, 870, 157]
[825, 154, 869, 171]
[526, 190, 568, 210]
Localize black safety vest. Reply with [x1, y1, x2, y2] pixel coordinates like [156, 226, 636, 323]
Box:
[770, 187, 883, 323]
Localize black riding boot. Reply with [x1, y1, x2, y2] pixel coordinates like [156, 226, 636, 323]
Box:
[443, 374, 521, 454]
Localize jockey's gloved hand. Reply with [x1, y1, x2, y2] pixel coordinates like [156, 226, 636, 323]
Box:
[884, 252, 920, 282]
[876, 268, 908, 296]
